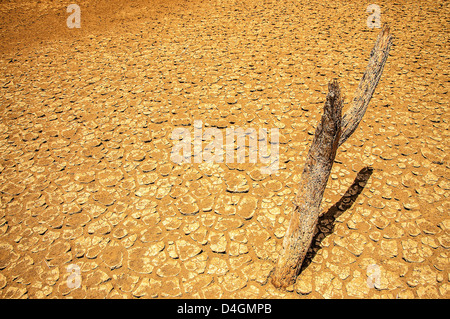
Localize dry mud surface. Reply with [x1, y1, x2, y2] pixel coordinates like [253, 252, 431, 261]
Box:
[0, 0, 448, 298]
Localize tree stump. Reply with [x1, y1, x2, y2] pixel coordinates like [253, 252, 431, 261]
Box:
[271, 25, 393, 289]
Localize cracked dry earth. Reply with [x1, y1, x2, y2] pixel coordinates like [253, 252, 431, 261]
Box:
[0, 0, 449, 299]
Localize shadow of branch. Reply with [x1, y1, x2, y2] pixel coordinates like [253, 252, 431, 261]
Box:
[299, 166, 374, 273]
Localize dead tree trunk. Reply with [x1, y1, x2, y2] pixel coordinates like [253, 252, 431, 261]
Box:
[271, 25, 393, 289]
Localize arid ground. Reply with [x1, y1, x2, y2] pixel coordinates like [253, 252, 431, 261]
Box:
[0, 0, 448, 298]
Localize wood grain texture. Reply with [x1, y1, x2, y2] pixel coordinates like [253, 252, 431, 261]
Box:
[339, 25, 393, 147]
[271, 80, 343, 288]
[271, 25, 392, 289]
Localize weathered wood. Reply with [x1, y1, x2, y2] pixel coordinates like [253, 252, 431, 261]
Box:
[339, 25, 393, 146]
[271, 80, 343, 289]
[271, 25, 392, 289]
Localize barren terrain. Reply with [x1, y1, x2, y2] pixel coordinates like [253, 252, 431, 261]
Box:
[0, 0, 448, 298]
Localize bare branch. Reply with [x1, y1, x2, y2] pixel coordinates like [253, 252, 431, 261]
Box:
[271, 25, 392, 289]
[271, 80, 343, 288]
[339, 25, 393, 146]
